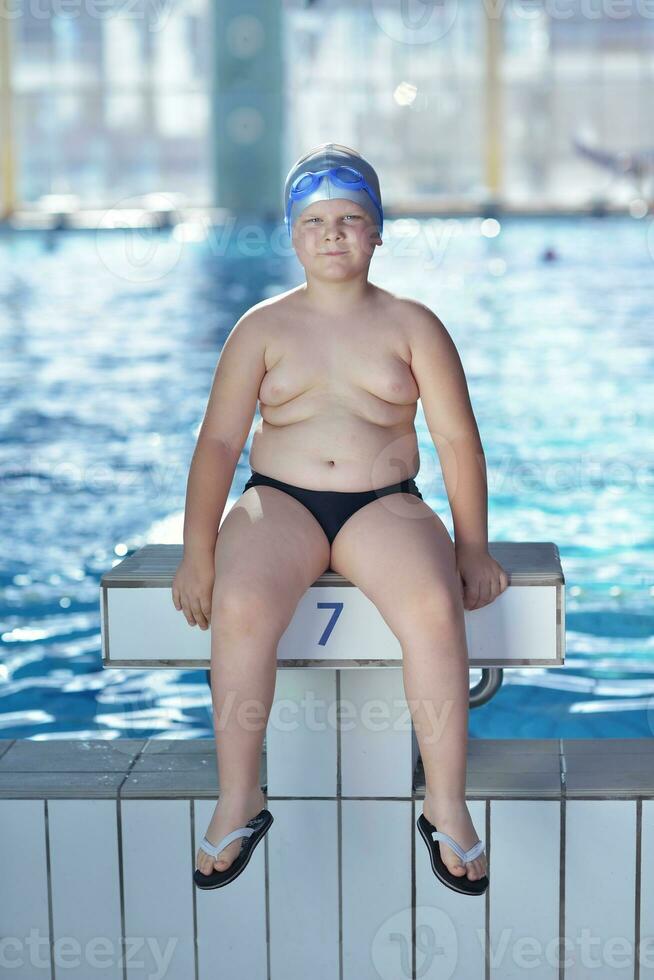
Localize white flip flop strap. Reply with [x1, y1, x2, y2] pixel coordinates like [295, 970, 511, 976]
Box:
[200, 825, 255, 859]
[432, 830, 484, 863]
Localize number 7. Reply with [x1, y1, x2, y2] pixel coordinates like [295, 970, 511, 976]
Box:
[316, 601, 343, 646]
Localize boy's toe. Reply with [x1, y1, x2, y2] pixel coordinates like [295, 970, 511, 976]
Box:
[196, 849, 213, 874]
[439, 843, 467, 876]
[466, 858, 486, 880]
[214, 843, 238, 871]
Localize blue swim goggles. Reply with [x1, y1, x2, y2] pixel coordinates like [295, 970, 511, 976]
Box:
[285, 165, 384, 234]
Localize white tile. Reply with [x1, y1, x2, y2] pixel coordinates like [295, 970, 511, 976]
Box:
[0, 800, 51, 980]
[414, 798, 486, 979]
[194, 799, 268, 979]
[464, 585, 559, 663]
[49, 800, 123, 979]
[107, 588, 211, 663]
[340, 668, 413, 797]
[639, 800, 654, 977]
[490, 800, 560, 979]
[342, 799, 412, 979]
[565, 800, 637, 979]
[121, 800, 195, 979]
[267, 668, 337, 796]
[269, 799, 339, 980]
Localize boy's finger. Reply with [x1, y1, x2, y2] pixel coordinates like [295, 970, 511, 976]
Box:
[466, 582, 480, 609]
[200, 597, 212, 625]
[181, 601, 196, 626]
[191, 602, 208, 630]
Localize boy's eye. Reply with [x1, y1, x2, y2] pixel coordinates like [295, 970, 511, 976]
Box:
[305, 215, 360, 223]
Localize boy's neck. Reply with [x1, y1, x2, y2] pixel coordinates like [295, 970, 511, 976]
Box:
[299, 277, 375, 314]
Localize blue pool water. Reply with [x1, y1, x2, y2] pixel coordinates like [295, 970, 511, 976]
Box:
[0, 216, 653, 741]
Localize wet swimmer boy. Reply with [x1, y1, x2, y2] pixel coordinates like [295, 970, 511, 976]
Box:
[173, 143, 508, 895]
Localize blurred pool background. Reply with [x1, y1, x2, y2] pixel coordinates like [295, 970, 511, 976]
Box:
[1, 213, 652, 741]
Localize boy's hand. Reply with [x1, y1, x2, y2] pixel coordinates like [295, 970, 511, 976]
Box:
[455, 544, 509, 611]
[172, 551, 215, 630]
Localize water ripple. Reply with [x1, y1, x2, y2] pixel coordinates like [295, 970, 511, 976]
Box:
[1, 219, 653, 740]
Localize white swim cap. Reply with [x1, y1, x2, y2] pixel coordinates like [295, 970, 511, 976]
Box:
[283, 143, 383, 236]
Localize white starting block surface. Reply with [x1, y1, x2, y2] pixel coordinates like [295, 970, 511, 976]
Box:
[101, 541, 565, 669]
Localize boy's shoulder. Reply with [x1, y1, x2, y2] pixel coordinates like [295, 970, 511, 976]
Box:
[378, 293, 449, 349]
[388, 293, 444, 325]
[234, 287, 447, 340]
[238, 286, 303, 325]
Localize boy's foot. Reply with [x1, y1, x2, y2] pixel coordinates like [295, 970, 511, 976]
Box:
[196, 786, 266, 876]
[422, 793, 488, 882]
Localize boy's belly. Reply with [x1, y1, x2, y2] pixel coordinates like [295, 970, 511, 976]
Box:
[249, 410, 421, 492]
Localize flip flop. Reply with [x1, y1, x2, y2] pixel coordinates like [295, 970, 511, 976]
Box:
[194, 808, 274, 890]
[417, 812, 489, 896]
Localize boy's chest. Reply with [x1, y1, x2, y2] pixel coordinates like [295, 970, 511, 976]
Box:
[260, 318, 420, 408]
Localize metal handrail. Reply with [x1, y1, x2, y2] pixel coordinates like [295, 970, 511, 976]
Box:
[470, 667, 504, 708]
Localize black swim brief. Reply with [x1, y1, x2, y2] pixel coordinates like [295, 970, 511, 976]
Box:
[241, 467, 424, 545]
[202, 469, 425, 688]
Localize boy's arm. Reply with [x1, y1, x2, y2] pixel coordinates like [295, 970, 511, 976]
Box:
[183, 309, 268, 557]
[405, 301, 489, 552]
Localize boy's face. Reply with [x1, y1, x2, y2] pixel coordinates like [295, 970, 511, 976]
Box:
[291, 198, 383, 276]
